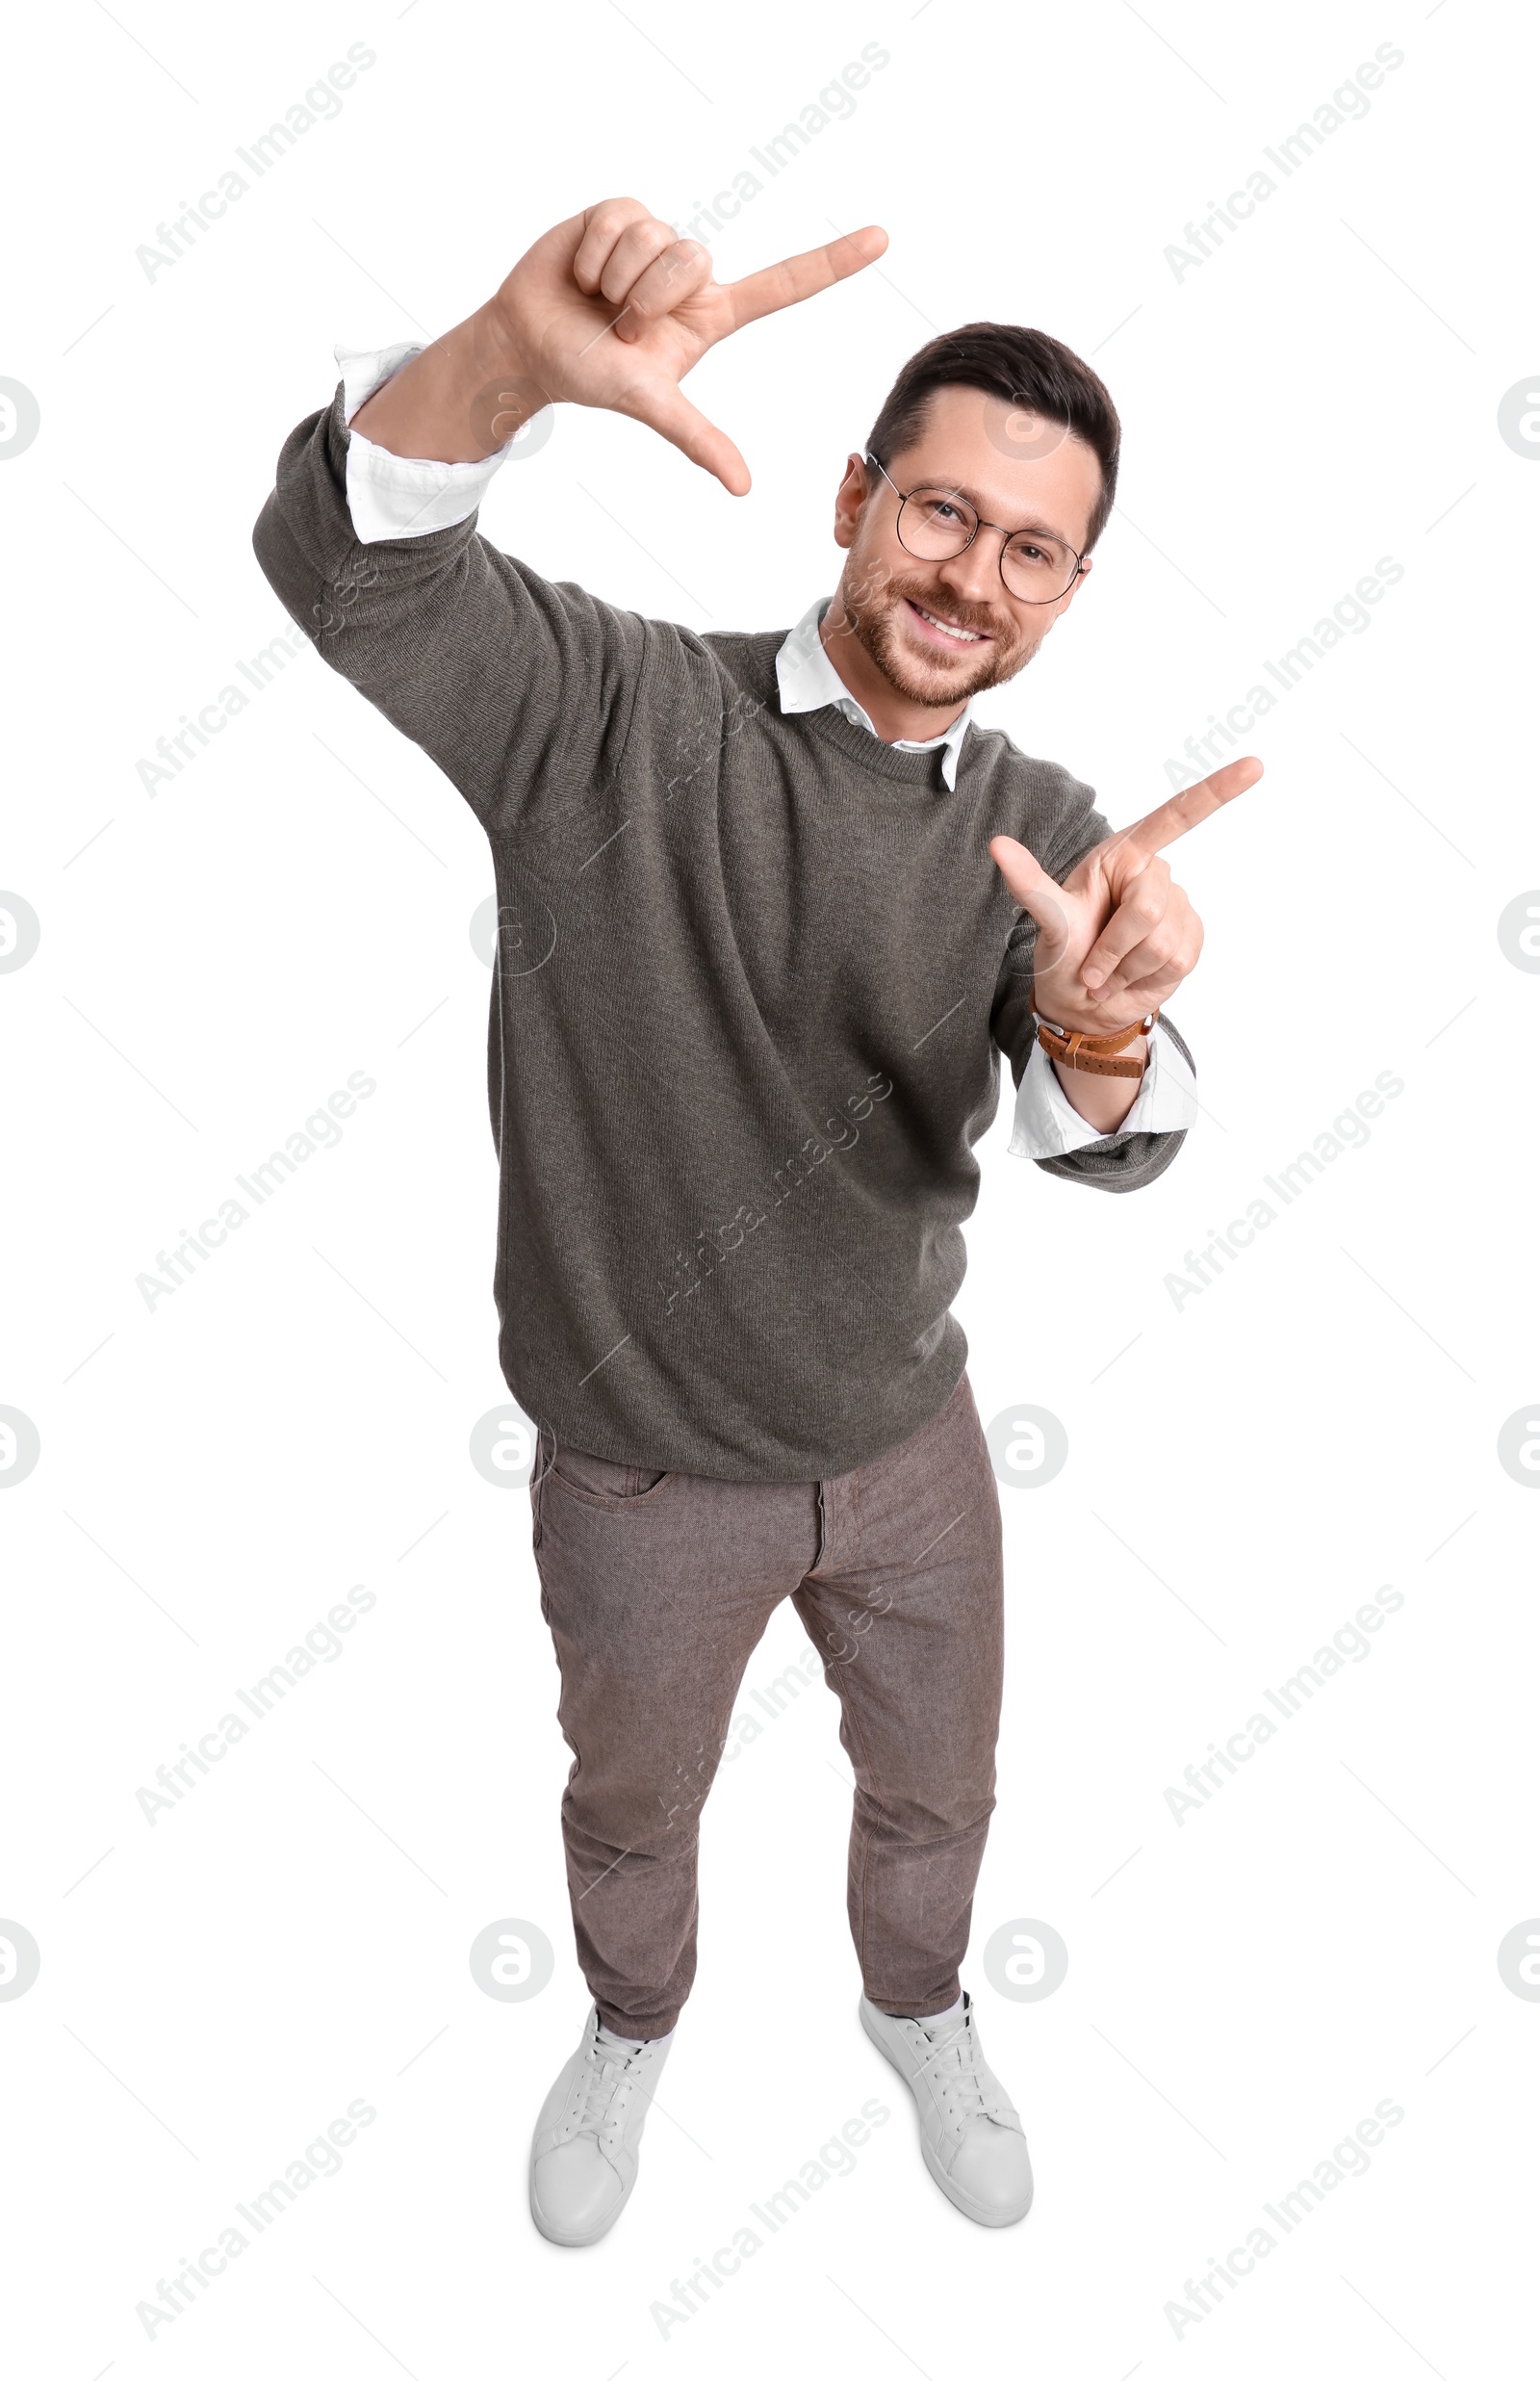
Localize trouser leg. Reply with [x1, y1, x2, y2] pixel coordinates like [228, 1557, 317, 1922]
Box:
[531, 1441, 816, 2039]
[791, 1373, 1006, 2019]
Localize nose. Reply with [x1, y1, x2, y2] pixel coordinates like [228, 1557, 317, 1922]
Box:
[934, 524, 1011, 611]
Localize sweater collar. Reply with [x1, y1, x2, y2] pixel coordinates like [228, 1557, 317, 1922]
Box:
[776, 597, 974, 790]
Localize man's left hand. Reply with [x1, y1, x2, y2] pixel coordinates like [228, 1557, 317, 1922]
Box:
[989, 756, 1262, 1033]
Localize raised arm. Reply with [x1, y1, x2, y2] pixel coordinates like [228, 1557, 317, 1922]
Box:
[253, 201, 887, 836]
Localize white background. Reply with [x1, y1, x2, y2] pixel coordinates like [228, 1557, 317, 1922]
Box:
[4, 0, 1538, 2374]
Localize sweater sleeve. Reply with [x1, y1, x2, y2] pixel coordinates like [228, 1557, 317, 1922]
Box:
[251, 381, 647, 841]
[990, 775, 1195, 1195]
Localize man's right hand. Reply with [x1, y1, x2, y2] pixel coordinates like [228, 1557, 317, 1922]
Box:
[349, 199, 887, 491]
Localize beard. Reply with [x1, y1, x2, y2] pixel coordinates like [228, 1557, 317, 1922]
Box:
[840, 563, 1046, 708]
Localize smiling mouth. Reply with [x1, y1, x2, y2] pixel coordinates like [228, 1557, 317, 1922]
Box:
[904, 597, 993, 650]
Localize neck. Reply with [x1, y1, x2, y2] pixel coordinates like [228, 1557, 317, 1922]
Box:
[817, 588, 969, 745]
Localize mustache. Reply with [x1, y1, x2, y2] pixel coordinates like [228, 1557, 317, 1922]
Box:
[898, 585, 1009, 638]
[850, 563, 1017, 644]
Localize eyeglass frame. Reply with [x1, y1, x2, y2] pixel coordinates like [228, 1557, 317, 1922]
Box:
[862, 452, 1088, 606]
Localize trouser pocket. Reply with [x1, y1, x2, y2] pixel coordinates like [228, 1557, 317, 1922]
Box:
[546, 1442, 674, 1505]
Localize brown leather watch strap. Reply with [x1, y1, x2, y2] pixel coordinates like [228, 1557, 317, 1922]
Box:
[1035, 1009, 1157, 1079]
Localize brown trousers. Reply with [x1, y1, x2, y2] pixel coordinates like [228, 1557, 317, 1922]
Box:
[529, 1372, 1005, 2040]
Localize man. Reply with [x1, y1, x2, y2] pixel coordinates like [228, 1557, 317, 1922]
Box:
[254, 198, 1258, 2246]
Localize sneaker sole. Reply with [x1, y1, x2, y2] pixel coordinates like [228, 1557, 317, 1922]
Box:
[859, 1997, 1034, 2228]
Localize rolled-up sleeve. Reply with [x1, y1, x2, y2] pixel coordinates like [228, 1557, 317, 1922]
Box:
[334, 341, 520, 542]
[1008, 1013, 1198, 1159]
[251, 354, 645, 841]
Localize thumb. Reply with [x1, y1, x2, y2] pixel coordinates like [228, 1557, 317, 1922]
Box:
[631, 381, 751, 495]
[990, 835, 1071, 963]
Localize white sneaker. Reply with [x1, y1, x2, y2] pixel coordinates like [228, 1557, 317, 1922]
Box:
[528, 2007, 673, 2246]
[860, 1990, 1034, 2226]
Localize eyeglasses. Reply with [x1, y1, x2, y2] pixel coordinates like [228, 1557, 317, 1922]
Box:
[864, 453, 1086, 606]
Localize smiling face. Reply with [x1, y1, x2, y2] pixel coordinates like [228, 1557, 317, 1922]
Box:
[828, 383, 1105, 710]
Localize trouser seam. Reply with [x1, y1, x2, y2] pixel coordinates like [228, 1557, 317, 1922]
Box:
[827, 1667, 889, 1984]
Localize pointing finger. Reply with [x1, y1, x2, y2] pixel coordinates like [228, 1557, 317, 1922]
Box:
[1116, 755, 1263, 861]
[725, 224, 888, 331]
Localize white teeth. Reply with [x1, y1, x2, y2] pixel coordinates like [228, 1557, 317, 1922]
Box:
[915, 605, 983, 641]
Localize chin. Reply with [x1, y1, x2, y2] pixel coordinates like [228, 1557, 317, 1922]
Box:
[873, 611, 1033, 705]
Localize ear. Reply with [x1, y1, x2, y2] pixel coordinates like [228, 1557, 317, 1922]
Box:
[1054, 552, 1093, 617]
[832, 451, 870, 551]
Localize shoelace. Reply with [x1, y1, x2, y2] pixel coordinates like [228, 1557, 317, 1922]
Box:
[562, 2031, 655, 2145]
[907, 2007, 1003, 2130]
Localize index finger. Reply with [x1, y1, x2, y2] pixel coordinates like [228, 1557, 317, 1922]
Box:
[725, 224, 888, 330]
[1117, 755, 1263, 860]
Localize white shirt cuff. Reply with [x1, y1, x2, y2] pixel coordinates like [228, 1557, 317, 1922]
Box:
[1007, 1021, 1197, 1159]
[335, 340, 517, 544]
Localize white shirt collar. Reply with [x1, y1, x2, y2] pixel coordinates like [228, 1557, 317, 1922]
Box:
[775, 597, 973, 790]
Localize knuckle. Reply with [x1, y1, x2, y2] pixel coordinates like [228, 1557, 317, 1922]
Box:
[582, 198, 643, 251]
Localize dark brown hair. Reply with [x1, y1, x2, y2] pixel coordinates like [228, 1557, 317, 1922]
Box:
[865, 321, 1121, 552]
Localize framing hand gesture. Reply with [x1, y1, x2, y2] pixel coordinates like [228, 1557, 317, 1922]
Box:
[487, 200, 889, 494]
[989, 756, 1262, 1034]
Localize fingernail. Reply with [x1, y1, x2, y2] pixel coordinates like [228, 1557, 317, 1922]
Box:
[1082, 968, 1103, 988]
